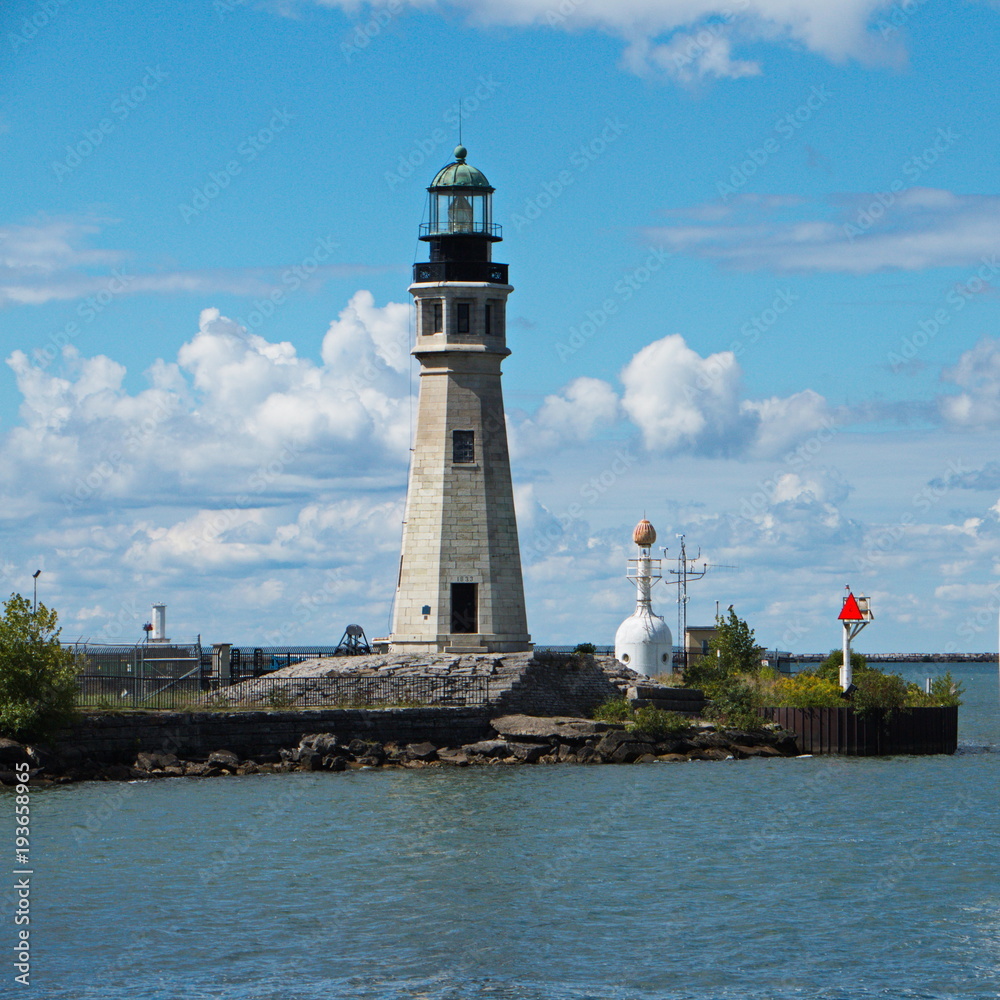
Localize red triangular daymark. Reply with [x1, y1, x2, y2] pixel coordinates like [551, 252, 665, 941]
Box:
[839, 592, 863, 620]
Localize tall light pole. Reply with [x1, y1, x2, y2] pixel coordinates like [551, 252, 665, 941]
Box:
[32, 569, 41, 613]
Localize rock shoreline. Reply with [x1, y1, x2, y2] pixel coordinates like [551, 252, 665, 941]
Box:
[0, 714, 800, 785]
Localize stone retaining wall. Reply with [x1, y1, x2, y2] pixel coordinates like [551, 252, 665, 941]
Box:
[55, 707, 492, 763]
[492, 657, 625, 716]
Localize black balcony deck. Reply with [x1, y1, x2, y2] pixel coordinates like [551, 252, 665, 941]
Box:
[412, 261, 509, 283]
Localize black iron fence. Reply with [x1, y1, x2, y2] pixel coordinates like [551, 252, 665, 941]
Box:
[67, 642, 203, 678]
[227, 647, 344, 682]
[77, 674, 490, 711]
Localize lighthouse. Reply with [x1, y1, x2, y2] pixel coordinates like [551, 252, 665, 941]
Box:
[389, 145, 532, 654]
[614, 519, 673, 677]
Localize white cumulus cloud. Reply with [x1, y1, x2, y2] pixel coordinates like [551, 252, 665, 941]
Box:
[1, 293, 413, 511]
[620, 333, 754, 453]
[315, 0, 901, 79]
[939, 336, 1000, 429]
[512, 376, 620, 456]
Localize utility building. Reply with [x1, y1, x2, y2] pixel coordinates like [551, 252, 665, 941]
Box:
[389, 146, 532, 654]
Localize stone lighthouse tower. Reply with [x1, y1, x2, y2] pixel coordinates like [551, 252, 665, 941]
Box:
[389, 145, 532, 654]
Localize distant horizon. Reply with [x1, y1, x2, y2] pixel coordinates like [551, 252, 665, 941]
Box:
[58, 634, 998, 663]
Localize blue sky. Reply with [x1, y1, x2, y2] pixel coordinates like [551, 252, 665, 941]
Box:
[3, 0, 1000, 654]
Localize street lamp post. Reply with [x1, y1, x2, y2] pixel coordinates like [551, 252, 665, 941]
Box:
[32, 570, 41, 613]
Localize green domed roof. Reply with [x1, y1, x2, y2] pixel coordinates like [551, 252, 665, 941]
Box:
[429, 145, 494, 191]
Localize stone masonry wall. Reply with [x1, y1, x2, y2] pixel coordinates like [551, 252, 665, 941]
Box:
[55, 707, 492, 764]
[492, 658, 624, 717]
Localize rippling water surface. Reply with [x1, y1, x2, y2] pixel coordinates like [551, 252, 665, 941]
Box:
[5, 663, 999, 999]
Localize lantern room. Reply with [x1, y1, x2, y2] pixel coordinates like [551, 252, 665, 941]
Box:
[421, 145, 501, 241]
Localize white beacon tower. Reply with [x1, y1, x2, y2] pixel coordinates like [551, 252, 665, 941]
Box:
[614, 519, 673, 677]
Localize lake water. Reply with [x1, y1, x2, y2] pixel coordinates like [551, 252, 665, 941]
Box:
[3, 662, 999, 999]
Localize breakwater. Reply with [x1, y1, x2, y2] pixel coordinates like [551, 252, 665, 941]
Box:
[0, 710, 800, 784]
[791, 651, 994, 662]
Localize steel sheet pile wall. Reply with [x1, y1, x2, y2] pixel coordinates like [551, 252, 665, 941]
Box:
[761, 706, 957, 755]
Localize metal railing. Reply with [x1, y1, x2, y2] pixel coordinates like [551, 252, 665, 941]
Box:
[419, 222, 502, 239]
[76, 674, 490, 711]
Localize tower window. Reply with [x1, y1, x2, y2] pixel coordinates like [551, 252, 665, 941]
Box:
[432, 302, 443, 333]
[484, 303, 492, 337]
[456, 302, 470, 334]
[453, 429, 475, 463]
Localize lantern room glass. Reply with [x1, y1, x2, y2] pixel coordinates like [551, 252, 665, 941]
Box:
[429, 190, 492, 235]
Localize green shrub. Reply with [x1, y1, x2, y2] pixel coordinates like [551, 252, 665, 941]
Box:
[592, 697, 691, 739]
[852, 670, 909, 717]
[627, 707, 690, 740]
[0, 594, 80, 739]
[702, 676, 763, 731]
[573, 643, 597, 656]
[773, 673, 844, 708]
[592, 696, 631, 723]
[927, 672, 963, 707]
[815, 648, 869, 680]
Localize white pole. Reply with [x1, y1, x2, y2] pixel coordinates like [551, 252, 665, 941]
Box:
[841, 622, 852, 691]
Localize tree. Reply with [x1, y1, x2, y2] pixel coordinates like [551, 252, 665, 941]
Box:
[709, 606, 763, 676]
[683, 607, 765, 729]
[0, 594, 79, 739]
[816, 648, 868, 679]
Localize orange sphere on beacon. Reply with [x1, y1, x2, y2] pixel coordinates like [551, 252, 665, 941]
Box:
[633, 519, 656, 547]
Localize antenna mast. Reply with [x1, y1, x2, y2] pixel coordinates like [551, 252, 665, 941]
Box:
[669, 535, 707, 673]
